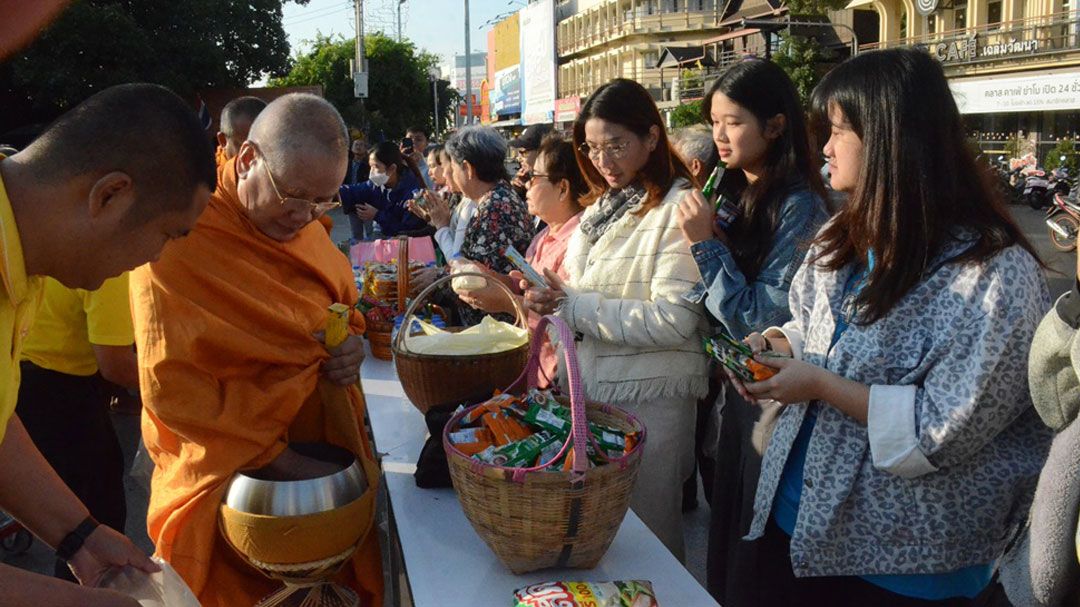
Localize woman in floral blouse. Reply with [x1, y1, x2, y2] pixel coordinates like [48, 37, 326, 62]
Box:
[443, 126, 534, 324]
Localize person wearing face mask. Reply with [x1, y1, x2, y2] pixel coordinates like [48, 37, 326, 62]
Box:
[129, 94, 383, 607]
[521, 79, 709, 561]
[339, 141, 429, 238]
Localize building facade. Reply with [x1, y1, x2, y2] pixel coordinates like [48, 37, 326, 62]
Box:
[841, 0, 1080, 158]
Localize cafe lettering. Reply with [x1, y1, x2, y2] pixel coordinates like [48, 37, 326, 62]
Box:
[921, 33, 1040, 64]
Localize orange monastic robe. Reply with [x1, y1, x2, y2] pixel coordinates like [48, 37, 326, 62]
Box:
[131, 159, 381, 607]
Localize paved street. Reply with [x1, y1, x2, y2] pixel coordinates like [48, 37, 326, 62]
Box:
[2, 203, 1071, 586]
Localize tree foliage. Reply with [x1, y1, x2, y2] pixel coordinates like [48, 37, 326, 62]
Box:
[670, 100, 704, 129]
[0, 0, 307, 133]
[271, 32, 458, 139]
[1045, 138, 1079, 173]
[772, 0, 850, 106]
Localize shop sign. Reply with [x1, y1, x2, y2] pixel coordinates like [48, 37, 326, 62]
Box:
[925, 33, 1041, 64]
[554, 96, 580, 122]
[980, 38, 1039, 58]
[951, 70, 1080, 114]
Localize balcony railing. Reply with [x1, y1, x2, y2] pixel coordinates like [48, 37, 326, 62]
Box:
[860, 10, 1080, 69]
[558, 9, 723, 55]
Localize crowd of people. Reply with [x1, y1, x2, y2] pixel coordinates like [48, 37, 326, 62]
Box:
[0, 31, 1078, 607]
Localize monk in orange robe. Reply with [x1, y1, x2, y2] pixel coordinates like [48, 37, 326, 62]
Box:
[131, 93, 381, 607]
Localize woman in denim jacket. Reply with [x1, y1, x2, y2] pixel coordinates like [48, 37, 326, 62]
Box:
[675, 60, 827, 605]
[728, 49, 1051, 606]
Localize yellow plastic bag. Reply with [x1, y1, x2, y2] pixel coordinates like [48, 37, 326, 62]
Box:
[404, 315, 527, 355]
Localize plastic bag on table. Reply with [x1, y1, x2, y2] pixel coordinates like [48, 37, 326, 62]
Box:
[96, 556, 200, 607]
[403, 315, 527, 355]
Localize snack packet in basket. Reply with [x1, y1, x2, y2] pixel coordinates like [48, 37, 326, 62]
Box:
[96, 556, 200, 606]
[513, 580, 658, 607]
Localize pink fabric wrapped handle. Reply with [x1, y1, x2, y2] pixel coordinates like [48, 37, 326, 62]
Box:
[508, 315, 589, 480]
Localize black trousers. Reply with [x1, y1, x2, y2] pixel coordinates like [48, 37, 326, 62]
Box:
[16, 361, 127, 580]
[727, 518, 1010, 607]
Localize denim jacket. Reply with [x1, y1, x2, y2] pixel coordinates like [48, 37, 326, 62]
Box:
[749, 233, 1053, 578]
[684, 185, 827, 338]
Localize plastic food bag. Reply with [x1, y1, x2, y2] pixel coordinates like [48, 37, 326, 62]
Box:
[404, 315, 527, 355]
[97, 557, 200, 607]
[513, 580, 658, 607]
[449, 258, 488, 294]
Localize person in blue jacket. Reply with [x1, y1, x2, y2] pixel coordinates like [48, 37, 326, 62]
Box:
[340, 141, 430, 238]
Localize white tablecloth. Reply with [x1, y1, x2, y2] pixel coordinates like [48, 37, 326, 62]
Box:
[361, 351, 720, 607]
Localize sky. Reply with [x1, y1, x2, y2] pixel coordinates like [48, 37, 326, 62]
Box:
[282, 0, 521, 74]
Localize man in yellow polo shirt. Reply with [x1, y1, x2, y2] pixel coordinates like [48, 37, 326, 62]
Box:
[0, 82, 214, 606]
[17, 273, 137, 581]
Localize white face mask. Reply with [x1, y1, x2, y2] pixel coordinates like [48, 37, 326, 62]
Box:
[370, 170, 390, 188]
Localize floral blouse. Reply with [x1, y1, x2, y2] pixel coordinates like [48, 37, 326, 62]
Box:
[457, 181, 534, 325]
[459, 181, 534, 273]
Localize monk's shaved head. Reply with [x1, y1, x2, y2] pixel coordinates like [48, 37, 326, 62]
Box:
[248, 94, 348, 171]
[23, 82, 216, 218]
[220, 96, 267, 139]
[218, 96, 266, 159]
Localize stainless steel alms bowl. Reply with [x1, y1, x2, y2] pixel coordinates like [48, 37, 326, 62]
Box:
[224, 443, 366, 517]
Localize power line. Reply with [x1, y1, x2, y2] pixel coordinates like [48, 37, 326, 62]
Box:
[283, 1, 354, 26]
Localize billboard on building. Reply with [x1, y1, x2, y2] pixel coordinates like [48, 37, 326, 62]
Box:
[492, 65, 522, 116]
[520, 0, 557, 125]
[951, 70, 1080, 114]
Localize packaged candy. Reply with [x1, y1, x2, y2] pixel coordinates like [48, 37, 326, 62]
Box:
[449, 427, 495, 456]
[512, 580, 658, 607]
[523, 403, 570, 435]
[474, 432, 551, 467]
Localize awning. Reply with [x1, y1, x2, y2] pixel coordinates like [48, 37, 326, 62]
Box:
[845, 0, 876, 9]
[490, 118, 520, 128]
[703, 28, 761, 45]
[655, 46, 718, 69]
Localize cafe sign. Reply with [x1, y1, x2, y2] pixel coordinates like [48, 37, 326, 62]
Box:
[951, 70, 1080, 114]
[923, 33, 1040, 64]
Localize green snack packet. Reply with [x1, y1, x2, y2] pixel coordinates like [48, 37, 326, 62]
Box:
[524, 402, 571, 435]
[474, 432, 550, 467]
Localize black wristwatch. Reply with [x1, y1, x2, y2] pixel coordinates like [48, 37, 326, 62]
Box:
[56, 515, 100, 562]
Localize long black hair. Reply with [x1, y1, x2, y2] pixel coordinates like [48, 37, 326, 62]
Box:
[573, 78, 694, 213]
[811, 48, 1040, 323]
[371, 140, 421, 184]
[702, 59, 825, 278]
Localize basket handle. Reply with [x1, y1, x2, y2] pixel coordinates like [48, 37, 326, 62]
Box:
[395, 236, 409, 314]
[392, 271, 529, 354]
[508, 315, 589, 479]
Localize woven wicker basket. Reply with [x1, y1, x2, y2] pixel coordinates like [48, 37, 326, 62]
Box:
[393, 271, 529, 414]
[443, 315, 646, 574]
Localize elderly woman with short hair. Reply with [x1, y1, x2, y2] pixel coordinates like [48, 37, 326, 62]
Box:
[443, 126, 534, 323]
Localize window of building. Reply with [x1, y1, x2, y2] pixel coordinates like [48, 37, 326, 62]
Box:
[954, 2, 967, 29]
[662, 0, 680, 12]
[928, 12, 937, 33]
[987, 0, 1002, 27]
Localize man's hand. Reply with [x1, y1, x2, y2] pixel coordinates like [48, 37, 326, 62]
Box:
[356, 203, 377, 222]
[410, 266, 440, 292]
[67, 526, 159, 588]
[316, 332, 364, 386]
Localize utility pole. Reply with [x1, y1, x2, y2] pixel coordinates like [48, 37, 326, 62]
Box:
[464, 0, 473, 125]
[353, 0, 368, 99]
[397, 0, 405, 42]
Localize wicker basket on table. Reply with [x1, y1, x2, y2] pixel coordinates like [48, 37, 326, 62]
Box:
[361, 238, 410, 361]
[392, 271, 529, 414]
[442, 315, 647, 574]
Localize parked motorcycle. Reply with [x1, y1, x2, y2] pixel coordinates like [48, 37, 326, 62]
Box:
[1046, 191, 1080, 251]
[1025, 167, 1052, 209]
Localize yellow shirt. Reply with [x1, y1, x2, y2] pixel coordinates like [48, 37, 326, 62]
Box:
[0, 157, 44, 444]
[21, 274, 134, 376]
